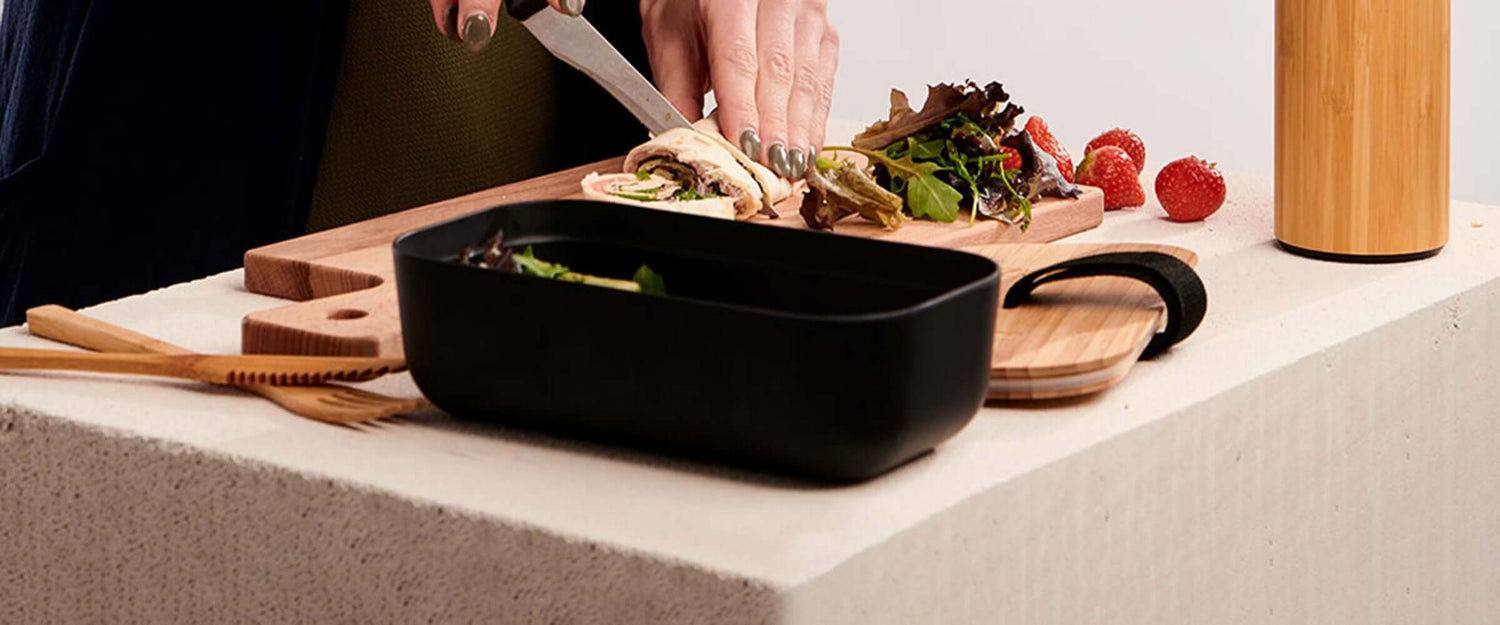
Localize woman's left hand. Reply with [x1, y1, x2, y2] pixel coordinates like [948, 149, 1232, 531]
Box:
[639, 0, 840, 180]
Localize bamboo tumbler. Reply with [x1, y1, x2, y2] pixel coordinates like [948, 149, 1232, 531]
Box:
[1275, 0, 1450, 262]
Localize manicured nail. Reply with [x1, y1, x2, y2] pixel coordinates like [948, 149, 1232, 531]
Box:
[740, 129, 762, 161]
[789, 148, 807, 179]
[768, 143, 790, 178]
[441, 6, 459, 41]
[563, 0, 586, 16]
[462, 12, 492, 53]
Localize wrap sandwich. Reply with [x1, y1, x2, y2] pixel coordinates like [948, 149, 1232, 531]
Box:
[581, 118, 793, 220]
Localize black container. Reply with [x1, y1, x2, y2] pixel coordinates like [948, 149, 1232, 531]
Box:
[393, 201, 1000, 482]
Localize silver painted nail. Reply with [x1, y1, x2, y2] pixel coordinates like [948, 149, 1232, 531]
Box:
[462, 12, 492, 53]
[789, 149, 807, 179]
[740, 129, 762, 161]
[768, 143, 790, 178]
[563, 0, 586, 16]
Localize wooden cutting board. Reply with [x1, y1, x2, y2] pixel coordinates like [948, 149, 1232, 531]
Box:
[242, 156, 1105, 358]
[964, 243, 1199, 401]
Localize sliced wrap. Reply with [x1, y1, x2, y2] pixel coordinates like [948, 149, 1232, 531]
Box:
[581, 118, 793, 220]
[690, 117, 792, 217]
[581, 171, 738, 220]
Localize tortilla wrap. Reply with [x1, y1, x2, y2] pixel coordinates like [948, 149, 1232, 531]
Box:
[580, 172, 738, 220]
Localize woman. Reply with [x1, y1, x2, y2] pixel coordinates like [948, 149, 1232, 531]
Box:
[0, 0, 839, 325]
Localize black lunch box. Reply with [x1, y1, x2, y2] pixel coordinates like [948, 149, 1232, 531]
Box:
[393, 201, 1000, 482]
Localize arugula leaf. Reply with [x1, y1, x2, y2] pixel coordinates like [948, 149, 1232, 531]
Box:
[559, 273, 642, 292]
[634, 171, 653, 181]
[513, 246, 572, 279]
[906, 174, 963, 222]
[911, 138, 947, 161]
[826, 146, 963, 223]
[671, 188, 722, 201]
[633, 265, 667, 295]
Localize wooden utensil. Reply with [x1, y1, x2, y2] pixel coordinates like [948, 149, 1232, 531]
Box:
[0, 347, 404, 386]
[26, 305, 429, 424]
[240, 157, 1105, 357]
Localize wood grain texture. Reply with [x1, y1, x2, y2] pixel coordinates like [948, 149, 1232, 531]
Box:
[964, 242, 1199, 401]
[0, 348, 405, 387]
[1275, 0, 1450, 256]
[26, 305, 429, 423]
[243, 157, 1104, 357]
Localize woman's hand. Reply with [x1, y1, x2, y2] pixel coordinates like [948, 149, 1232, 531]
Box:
[428, 0, 584, 52]
[640, 0, 840, 179]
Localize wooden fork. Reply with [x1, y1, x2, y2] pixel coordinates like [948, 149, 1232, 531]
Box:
[0, 347, 405, 386]
[25, 306, 429, 424]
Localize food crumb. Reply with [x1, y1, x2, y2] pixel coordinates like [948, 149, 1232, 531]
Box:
[1473, 222, 1485, 229]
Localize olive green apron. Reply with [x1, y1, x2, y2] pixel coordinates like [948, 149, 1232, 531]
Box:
[307, 1, 558, 232]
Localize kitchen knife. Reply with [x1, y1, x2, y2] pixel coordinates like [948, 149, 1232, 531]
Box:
[502, 0, 693, 135]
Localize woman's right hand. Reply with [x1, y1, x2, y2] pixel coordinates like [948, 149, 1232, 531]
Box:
[428, 0, 585, 52]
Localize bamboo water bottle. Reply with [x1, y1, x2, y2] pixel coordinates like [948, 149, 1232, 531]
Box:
[1275, 0, 1450, 262]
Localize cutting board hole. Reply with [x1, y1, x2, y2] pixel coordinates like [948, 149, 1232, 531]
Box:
[328, 309, 369, 321]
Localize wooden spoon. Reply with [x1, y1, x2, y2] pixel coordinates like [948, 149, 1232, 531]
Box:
[24, 305, 430, 423]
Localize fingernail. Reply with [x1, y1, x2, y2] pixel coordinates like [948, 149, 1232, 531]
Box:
[462, 12, 492, 53]
[768, 143, 790, 178]
[740, 129, 762, 161]
[441, 6, 459, 41]
[563, 0, 586, 16]
[789, 148, 807, 179]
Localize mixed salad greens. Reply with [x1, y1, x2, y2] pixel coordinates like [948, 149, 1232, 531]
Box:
[459, 229, 666, 295]
[802, 81, 1081, 232]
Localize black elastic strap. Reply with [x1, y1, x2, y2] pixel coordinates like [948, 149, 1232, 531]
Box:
[1003, 252, 1207, 359]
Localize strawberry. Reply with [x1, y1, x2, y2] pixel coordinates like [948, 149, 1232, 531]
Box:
[1155, 156, 1226, 222]
[1025, 116, 1074, 183]
[996, 145, 1023, 172]
[1085, 128, 1147, 174]
[1074, 146, 1144, 210]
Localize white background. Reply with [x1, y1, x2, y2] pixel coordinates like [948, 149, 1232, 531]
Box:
[828, 0, 1500, 205]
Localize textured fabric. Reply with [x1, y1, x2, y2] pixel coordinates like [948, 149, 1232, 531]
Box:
[307, 1, 657, 232]
[0, 1, 348, 325]
[306, 1, 557, 232]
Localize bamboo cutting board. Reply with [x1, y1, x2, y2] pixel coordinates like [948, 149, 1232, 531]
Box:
[242, 156, 1105, 358]
[964, 243, 1199, 401]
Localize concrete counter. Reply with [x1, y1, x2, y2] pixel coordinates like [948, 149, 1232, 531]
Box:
[2, 170, 1498, 623]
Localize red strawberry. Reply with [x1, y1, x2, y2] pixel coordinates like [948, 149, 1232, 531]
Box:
[1074, 146, 1144, 210]
[1085, 128, 1147, 173]
[996, 146, 1023, 172]
[1025, 116, 1074, 183]
[1155, 156, 1226, 222]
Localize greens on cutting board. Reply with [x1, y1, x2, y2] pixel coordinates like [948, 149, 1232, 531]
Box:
[458, 229, 666, 295]
[802, 80, 1081, 232]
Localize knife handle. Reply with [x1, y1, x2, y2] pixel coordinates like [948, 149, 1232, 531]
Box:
[502, 0, 552, 20]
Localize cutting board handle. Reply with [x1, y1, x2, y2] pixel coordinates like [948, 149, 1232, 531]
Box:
[1003, 252, 1207, 359]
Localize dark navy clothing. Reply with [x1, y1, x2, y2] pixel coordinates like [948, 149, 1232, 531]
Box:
[0, 1, 349, 325]
[0, 1, 652, 327]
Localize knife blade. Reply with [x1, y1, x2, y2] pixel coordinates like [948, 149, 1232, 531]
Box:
[503, 2, 692, 135]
